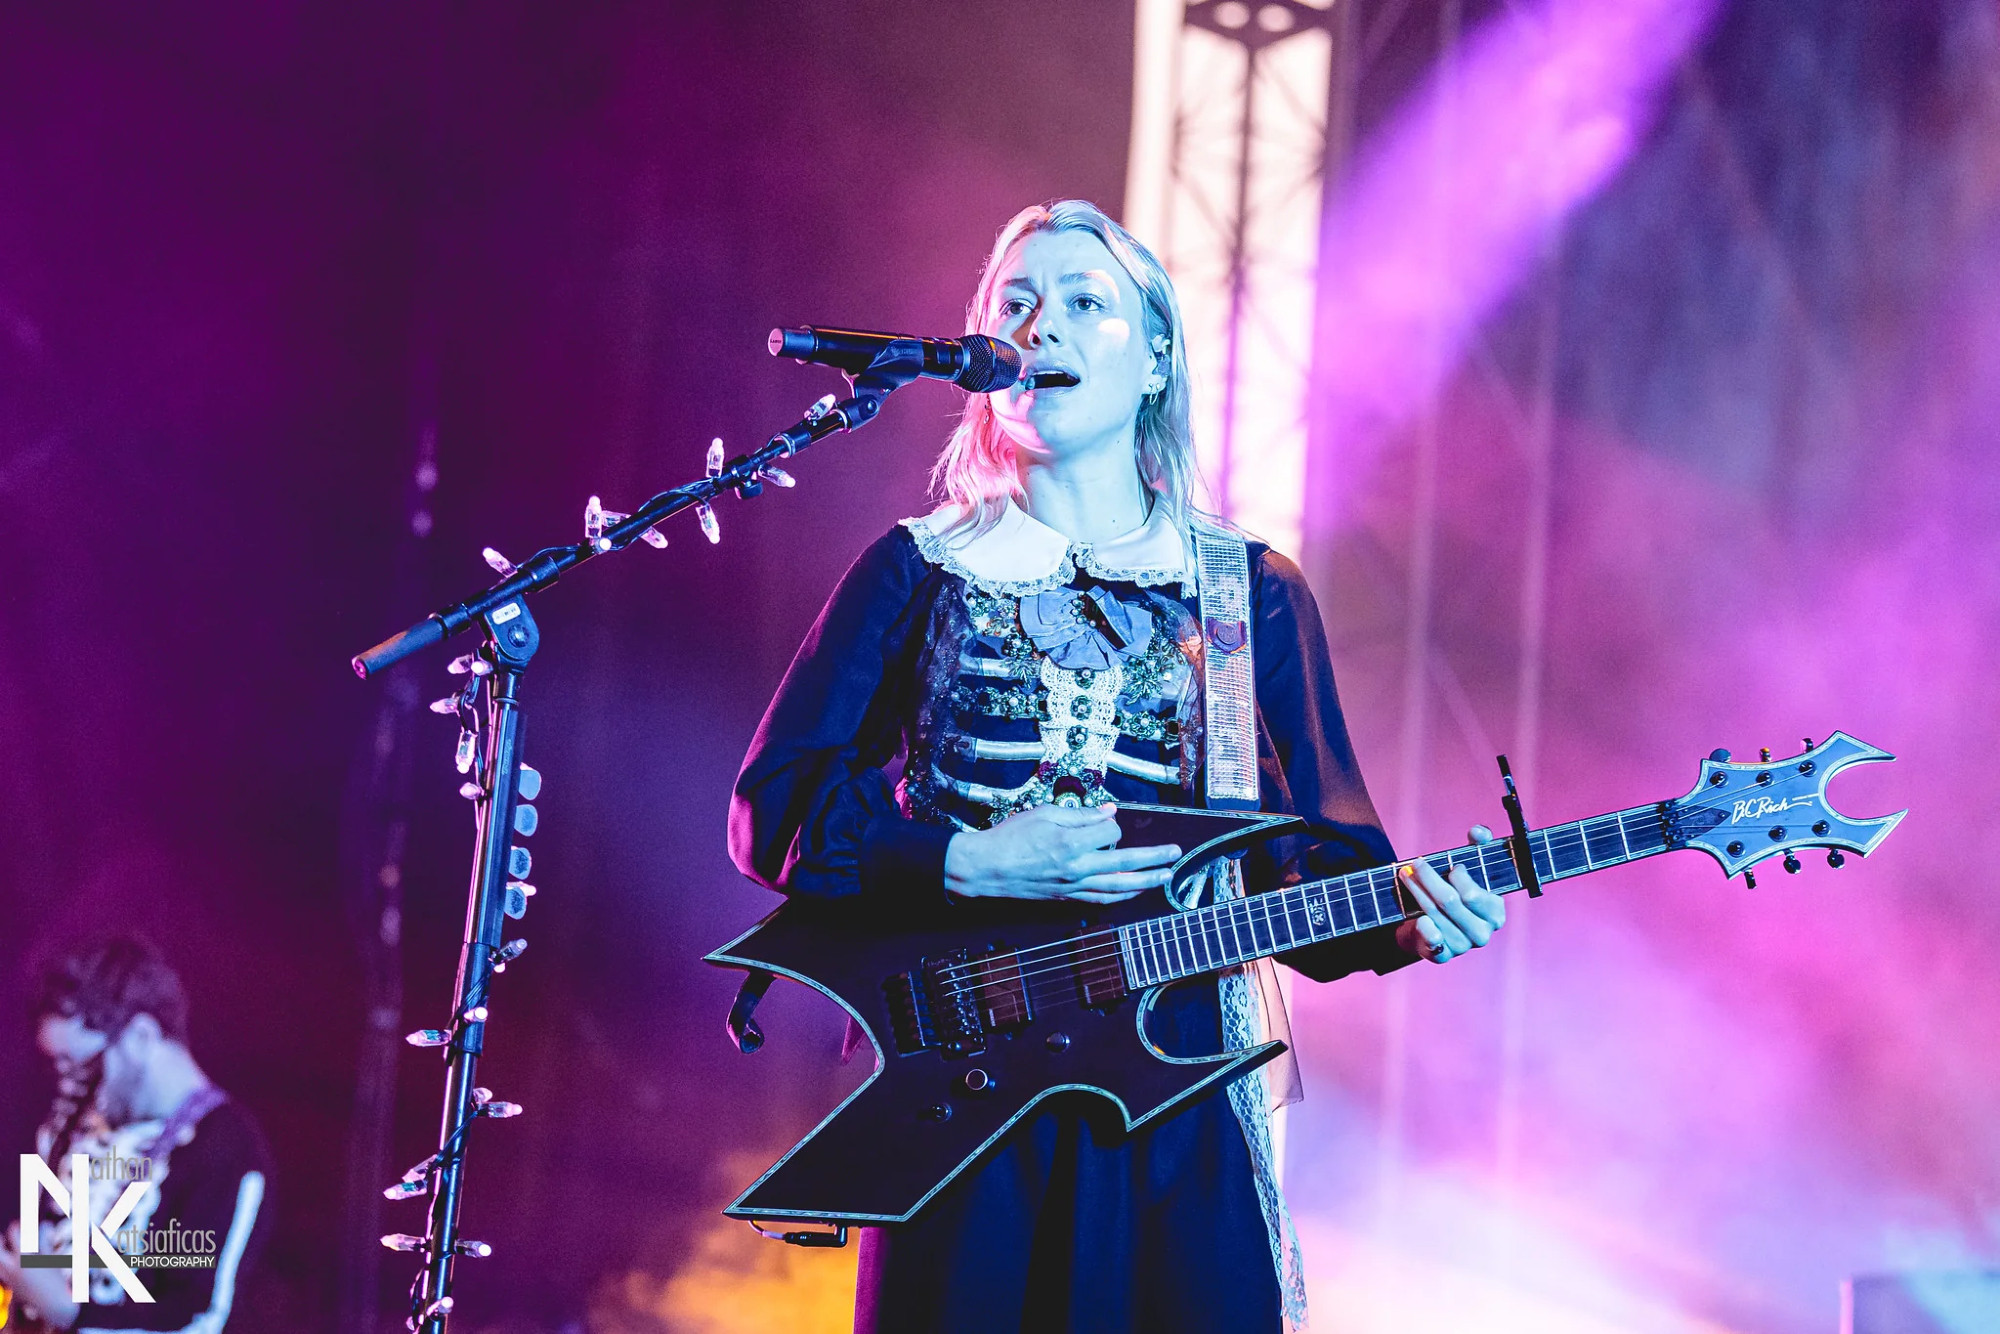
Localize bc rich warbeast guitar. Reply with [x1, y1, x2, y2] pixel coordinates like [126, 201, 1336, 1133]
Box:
[708, 733, 1905, 1230]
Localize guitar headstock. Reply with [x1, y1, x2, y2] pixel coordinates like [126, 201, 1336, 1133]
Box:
[1663, 731, 1906, 880]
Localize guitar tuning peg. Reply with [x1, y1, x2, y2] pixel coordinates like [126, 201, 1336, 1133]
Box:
[517, 764, 542, 800]
[1802, 736, 1815, 752]
[1783, 851, 1801, 874]
[1826, 849, 1846, 868]
[1709, 749, 1732, 763]
[482, 547, 517, 576]
[1759, 747, 1773, 763]
[1743, 870, 1758, 889]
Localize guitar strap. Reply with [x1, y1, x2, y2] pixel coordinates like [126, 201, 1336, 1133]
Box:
[1192, 524, 1258, 811]
[1191, 522, 1308, 1333]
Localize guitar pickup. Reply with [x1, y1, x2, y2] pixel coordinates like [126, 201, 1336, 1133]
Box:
[965, 951, 1032, 1032]
[1076, 955, 1126, 1009]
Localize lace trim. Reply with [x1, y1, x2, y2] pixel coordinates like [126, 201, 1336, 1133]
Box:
[901, 516, 1196, 597]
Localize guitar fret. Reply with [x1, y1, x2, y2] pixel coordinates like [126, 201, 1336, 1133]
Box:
[1127, 804, 1683, 987]
[1330, 880, 1355, 933]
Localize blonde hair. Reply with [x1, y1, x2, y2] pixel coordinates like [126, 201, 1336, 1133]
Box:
[931, 199, 1205, 535]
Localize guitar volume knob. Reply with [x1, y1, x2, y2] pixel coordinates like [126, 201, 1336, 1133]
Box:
[920, 1102, 953, 1122]
[961, 1069, 995, 1094]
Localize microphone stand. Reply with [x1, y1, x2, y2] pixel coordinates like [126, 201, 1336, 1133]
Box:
[351, 353, 922, 1334]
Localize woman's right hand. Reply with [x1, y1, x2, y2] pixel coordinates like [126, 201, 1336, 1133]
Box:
[944, 803, 1180, 905]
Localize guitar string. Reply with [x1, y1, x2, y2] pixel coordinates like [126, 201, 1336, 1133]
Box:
[932, 760, 1832, 989]
[928, 839, 1515, 986]
[935, 836, 1563, 995]
[931, 773, 1836, 1002]
[941, 832, 1617, 999]
[930, 836, 1532, 994]
[936, 821, 1750, 1010]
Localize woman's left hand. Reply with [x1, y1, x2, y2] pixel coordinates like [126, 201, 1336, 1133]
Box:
[1393, 824, 1508, 964]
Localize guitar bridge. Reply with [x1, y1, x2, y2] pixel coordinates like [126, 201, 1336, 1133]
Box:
[883, 946, 1032, 1058]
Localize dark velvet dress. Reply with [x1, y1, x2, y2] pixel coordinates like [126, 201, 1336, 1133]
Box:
[729, 510, 1405, 1334]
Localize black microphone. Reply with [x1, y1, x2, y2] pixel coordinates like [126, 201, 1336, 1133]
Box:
[768, 326, 1021, 392]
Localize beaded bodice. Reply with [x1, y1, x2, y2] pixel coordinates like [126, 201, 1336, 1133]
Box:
[901, 572, 1207, 830]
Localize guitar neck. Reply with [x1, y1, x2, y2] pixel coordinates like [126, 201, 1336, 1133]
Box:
[1118, 803, 1671, 989]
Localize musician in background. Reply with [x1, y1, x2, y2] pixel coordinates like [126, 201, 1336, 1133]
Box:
[730, 199, 1507, 1332]
[0, 938, 273, 1332]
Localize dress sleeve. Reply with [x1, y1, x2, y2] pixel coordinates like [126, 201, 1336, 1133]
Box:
[1249, 548, 1416, 982]
[728, 527, 956, 908]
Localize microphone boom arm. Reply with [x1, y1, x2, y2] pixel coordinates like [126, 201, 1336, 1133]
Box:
[350, 347, 926, 679]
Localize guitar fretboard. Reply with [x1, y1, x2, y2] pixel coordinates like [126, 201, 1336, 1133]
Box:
[1117, 804, 1670, 988]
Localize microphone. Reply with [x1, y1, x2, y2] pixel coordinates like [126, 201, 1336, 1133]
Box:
[769, 326, 1021, 392]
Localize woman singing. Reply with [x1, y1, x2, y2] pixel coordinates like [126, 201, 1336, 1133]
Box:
[729, 199, 1505, 1333]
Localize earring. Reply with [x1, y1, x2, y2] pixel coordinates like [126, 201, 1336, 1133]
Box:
[1143, 373, 1167, 396]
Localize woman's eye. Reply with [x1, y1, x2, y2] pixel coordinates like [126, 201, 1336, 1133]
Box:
[998, 298, 1032, 317]
[1072, 294, 1105, 312]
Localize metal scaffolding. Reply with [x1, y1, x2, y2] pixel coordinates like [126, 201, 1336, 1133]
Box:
[1128, 0, 1566, 1269]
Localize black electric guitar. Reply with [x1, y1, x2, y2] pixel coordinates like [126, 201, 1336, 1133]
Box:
[707, 732, 1905, 1231]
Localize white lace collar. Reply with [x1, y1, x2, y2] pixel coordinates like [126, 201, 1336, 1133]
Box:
[901, 498, 1195, 597]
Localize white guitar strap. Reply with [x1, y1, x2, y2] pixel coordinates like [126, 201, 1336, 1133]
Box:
[1193, 525, 1259, 811]
[1190, 523, 1308, 1332]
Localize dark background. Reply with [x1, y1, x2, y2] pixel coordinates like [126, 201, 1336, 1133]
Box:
[5, 2, 1998, 1332]
[0, 3, 1134, 1328]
